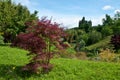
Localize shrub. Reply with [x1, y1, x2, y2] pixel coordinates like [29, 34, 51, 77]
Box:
[0, 35, 4, 44]
[3, 29, 16, 43]
[101, 26, 113, 38]
[87, 30, 102, 45]
[112, 26, 120, 35]
[79, 33, 88, 44]
[11, 17, 68, 73]
[74, 39, 86, 52]
[99, 49, 116, 62]
[111, 35, 120, 51]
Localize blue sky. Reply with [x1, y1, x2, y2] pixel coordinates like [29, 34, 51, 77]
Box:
[13, 0, 120, 28]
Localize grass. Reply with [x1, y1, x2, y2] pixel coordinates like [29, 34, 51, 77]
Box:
[0, 46, 120, 80]
[85, 36, 111, 50]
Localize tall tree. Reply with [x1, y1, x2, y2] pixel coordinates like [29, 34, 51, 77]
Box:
[102, 14, 113, 26]
[112, 12, 120, 35]
[114, 11, 120, 20]
[78, 17, 92, 32]
[0, 0, 38, 42]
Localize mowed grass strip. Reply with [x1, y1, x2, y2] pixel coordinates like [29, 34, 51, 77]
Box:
[0, 46, 120, 80]
[0, 46, 29, 65]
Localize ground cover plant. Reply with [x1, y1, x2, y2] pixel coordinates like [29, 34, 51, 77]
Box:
[0, 46, 120, 80]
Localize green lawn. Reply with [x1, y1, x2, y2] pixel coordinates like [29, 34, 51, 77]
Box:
[0, 46, 120, 80]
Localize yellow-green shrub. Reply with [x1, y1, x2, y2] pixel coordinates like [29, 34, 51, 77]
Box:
[99, 49, 116, 62]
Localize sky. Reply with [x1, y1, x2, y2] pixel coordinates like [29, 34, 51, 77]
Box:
[13, 0, 120, 28]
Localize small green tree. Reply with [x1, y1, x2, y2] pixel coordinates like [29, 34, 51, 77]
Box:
[101, 26, 113, 37]
[102, 14, 113, 26]
[87, 30, 102, 45]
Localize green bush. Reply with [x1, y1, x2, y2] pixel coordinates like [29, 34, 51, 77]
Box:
[112, 26, 120, 35]
[101, 26, 113, 37]
[0, 35, 4, 44]
[75, 39, 86, 52]
[87, 30, 102, 45]
[79, 33, 88, 44]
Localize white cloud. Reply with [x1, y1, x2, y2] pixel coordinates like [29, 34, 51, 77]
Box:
[114, 9, 120, 14]
[37, 9, 81, 28]
[89, 16, 104, 26]
[37, 9, 104, 28]
[13, 0, 104, 28]
[102, 5, 113, 10]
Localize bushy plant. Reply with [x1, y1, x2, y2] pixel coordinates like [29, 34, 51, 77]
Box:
[111, 35, 120, 51]
[3, 29, 16, 43]
[101, 26, 113, 37]
[74, 39, 86, 52]
[0, 35, 4, 44]
[99, 49, 116, 62]
[79, 33, 88, 44]
[112, 26, 120, 35]
[11, 17, 68, 73]
[87, 30, 102, 45]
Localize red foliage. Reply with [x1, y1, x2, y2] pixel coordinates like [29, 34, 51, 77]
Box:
[111, 34, 120, 51]
[11, 17, 68, 73]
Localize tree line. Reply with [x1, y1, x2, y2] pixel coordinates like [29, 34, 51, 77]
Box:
[65, 13, 120, 52]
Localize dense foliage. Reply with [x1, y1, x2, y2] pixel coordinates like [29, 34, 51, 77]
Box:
[87, 30, 102, 45]
[78, 17, 92, 32]
[111, 35, 120, 51]
[65, 13, 120, 53]
[101, 26, 113, 38]
[0, 35, 4, 44]
[102, 14, 113, 26]
[12, 18, 68, 73]
[0, 0, 38, 42]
